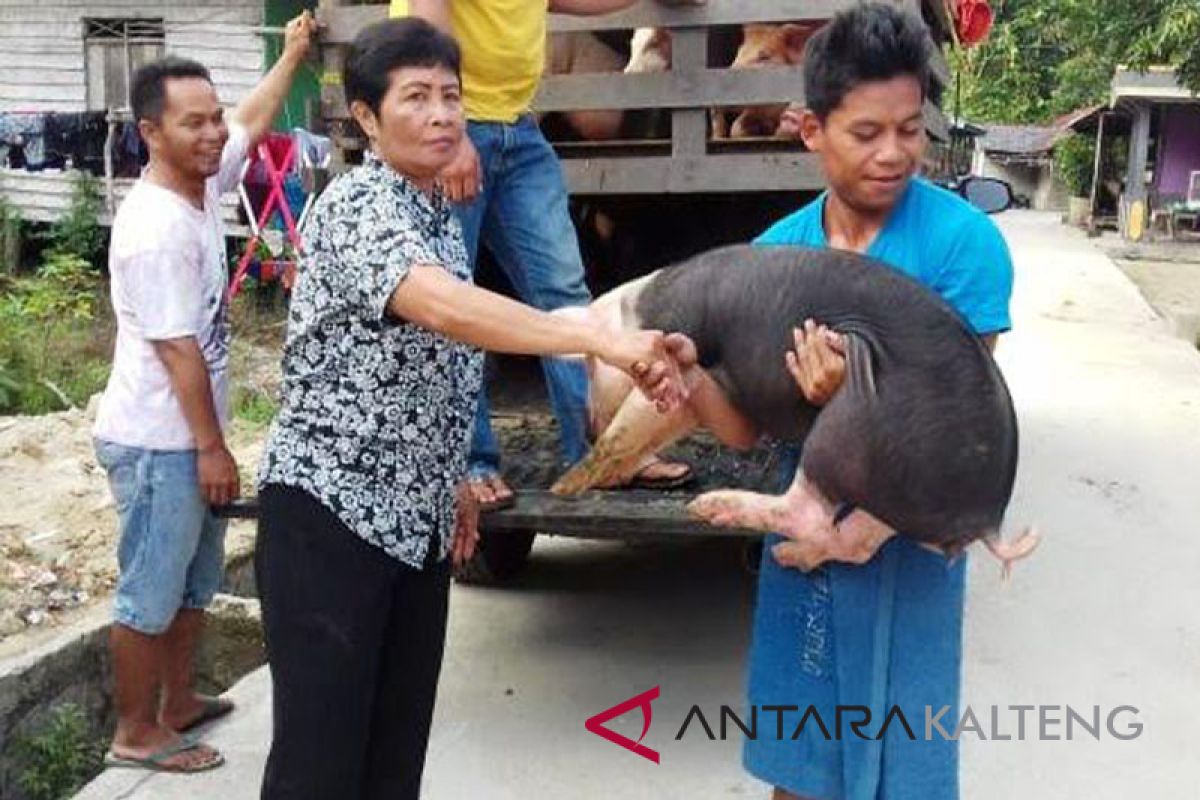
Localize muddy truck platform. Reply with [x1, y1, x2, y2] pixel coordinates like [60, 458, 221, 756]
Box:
[219, 408, 782, 582]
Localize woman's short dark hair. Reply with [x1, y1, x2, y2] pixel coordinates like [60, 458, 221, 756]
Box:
[131, 57, 213, 123]
[803, 3, 932, 119]
[345, 18, 462, 116]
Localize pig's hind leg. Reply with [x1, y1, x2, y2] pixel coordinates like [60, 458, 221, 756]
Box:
[772, 508, 896, 570]
[688, 471, 841, 565]
[689, 469, 898, 571]
[552, 387, 699, 495]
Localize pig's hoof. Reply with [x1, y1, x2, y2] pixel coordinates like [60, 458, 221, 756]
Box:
[771, 541, 824, 572]
[550, 468, 594, 496]
[687, 493, 742, 528]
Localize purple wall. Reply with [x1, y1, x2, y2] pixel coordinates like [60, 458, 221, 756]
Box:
[1157, 104, 1200, 199]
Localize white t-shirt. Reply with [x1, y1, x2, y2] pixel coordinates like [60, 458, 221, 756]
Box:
[94, 123, 250, 450]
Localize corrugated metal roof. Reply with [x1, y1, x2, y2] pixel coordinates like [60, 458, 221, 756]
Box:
[978, 124, 1063, 155]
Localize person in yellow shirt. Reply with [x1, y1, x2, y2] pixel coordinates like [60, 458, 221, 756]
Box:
[395, 0, 693, 522]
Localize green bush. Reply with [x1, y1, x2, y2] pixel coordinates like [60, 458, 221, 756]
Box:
[0, 172, 113, 415]
[13, 704, 104, 800]
[41, 172, 103, 263]
[0, 253, 110, 414]
[1055, 134, 1096, 197]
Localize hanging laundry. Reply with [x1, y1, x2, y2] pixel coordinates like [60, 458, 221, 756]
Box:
[111, 122, 148, 178]
[290, 127, 331, 169]
[0, 113, 47, 169]
[43, 112, 108, 175]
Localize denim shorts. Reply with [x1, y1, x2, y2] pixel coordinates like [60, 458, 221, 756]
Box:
[94, 439, 227, 635]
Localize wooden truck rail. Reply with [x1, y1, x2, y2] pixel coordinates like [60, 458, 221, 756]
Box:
[314, 0, 952, 194]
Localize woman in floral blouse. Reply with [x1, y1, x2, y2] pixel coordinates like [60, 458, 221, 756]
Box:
[254, 18, 681, 800]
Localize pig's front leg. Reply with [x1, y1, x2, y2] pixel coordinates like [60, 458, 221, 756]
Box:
[688, 470, 833, 533]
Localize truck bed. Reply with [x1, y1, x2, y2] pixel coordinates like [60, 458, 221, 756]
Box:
[482, 412, 780, 539]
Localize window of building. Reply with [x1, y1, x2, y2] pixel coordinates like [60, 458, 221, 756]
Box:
[84, 18, 166, 111]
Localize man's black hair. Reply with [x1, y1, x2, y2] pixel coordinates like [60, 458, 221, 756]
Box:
[131, 57, 213, 123]
[804, 3, 933, 119]
[345, 17, 462, 116]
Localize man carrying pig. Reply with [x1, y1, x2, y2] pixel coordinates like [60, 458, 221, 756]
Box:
[742, 5, 1012, 800]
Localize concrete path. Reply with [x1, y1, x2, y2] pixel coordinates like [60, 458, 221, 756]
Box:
[76, 211, 1200, 799]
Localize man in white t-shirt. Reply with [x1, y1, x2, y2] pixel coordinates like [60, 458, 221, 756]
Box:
[92, 13, 314, 773]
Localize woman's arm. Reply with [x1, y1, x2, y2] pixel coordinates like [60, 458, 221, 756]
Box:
[387, 265, 682, 405]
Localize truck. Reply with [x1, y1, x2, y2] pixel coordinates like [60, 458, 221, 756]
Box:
[307, 0, 978, 584]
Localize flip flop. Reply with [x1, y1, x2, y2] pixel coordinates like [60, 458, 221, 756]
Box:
[105, 734, 225, 774]
[468, 474, 517, 512]
[177, 696, 235, 733]
[615, 459, 695, 491]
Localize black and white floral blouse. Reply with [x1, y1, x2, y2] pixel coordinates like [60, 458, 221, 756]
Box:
[258, 150, 484, 569]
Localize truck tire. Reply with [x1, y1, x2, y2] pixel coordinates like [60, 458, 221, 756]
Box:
[453, 528, 536, 585]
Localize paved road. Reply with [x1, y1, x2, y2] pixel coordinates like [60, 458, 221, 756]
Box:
[77, 211, 1200, 799]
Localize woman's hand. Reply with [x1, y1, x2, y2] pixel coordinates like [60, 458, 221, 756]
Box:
[785, 319, 846, 406]
[597, 329, 688, 412]
[452, 480, 481, 568]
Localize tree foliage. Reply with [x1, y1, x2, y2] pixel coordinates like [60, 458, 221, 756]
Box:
[952, 0, 1200, 124]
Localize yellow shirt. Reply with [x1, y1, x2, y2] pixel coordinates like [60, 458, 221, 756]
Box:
[390, 0, 546, 123]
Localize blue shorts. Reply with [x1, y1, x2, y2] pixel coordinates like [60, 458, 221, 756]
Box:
[94, 439, 227, 635]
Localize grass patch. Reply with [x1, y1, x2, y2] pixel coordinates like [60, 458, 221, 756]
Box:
[12, 703, 105, 800]
[0, 256, 112, 416]
[227, 280, 286, 433]
[0, 220, 290, 420]
[232, 385, 279, 428]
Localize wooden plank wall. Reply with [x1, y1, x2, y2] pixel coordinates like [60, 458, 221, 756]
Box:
[0, 171, 243, 226]
[0, 0, 264, 223]
[316, 0, 952, 194]
[0, 0, 265, 112]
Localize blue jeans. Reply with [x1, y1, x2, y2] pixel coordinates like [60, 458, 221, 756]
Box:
[94, 439, 227, 635]
[454, 116, 591, 473]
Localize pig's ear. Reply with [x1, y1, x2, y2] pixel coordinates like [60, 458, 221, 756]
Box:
[779, 24, 815, 64]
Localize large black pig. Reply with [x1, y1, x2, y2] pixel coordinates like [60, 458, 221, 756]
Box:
[551, 244, 1038, 575]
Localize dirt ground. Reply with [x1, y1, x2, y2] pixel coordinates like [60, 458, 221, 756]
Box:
[1098, 230, 1200, 345]
[0, 405, 264, 656]
[1112, 258, 1200, 344]
[0, 333, 277, 658]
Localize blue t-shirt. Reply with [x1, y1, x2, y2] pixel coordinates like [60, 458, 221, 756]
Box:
[755, 177, 1013, 335]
